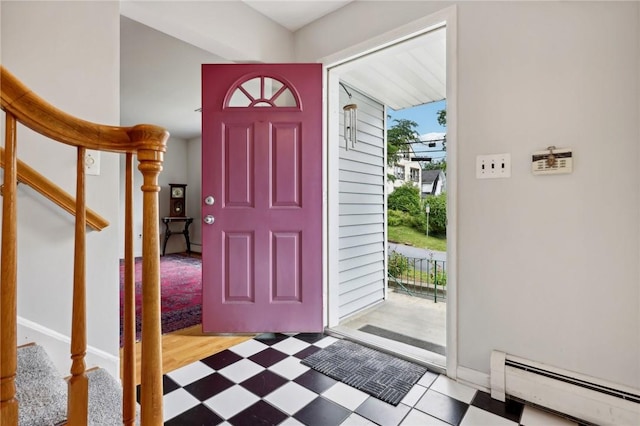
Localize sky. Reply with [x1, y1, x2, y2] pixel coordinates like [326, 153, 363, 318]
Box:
[388, 99, 447, 162]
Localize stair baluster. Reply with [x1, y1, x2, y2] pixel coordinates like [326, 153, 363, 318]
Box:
[122, 152, 136, 426]
[1, 112, 19, 426]
[68, 146, 89, 424]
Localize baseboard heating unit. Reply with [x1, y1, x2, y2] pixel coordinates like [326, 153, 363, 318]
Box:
[490, 351, 640, 426]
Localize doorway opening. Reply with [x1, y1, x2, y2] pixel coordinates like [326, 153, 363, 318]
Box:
[325, 13, 456, 374]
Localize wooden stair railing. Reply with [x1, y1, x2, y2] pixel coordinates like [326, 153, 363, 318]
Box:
[0, 146, 109, 231]
[0, 66, 168, 426]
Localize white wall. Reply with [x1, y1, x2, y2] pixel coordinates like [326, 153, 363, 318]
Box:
[295, 1, 449, 63]
[186, 137, 203, 252]
[120, 0, 294, 63]
[119, 136, 190, 258]
[457, 1, 639, 391]
[298, 1, 640, 389]
[1, 1, 121, 374]
[158, 137, 190, 254]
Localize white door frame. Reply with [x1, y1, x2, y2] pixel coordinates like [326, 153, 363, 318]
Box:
[321, 5, 459, 378]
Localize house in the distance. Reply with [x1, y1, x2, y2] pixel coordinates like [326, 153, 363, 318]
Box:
[422, 169, 446, 197]
[387, 131, 446, 195]
[387, 155, 422, 195]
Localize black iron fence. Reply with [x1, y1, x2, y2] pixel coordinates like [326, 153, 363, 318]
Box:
[388, 251, 447, 302]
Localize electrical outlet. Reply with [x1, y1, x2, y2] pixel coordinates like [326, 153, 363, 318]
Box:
[476, 153, 511, 179]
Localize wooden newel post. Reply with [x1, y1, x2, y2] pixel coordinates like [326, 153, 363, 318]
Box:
[137, 147, 164, 426]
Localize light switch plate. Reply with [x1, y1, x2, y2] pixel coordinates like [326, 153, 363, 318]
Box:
[85, 150, 100, 176]
[476, 153, 511, 179]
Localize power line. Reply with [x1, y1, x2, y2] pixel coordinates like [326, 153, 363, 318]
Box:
[397, 137, 446, 146]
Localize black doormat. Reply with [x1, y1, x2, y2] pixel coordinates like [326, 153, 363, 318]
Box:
[359, 324, 447, 356]
[300, 339, 427, 405]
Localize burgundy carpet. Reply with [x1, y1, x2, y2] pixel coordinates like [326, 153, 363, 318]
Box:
[119, 253, 201, 345]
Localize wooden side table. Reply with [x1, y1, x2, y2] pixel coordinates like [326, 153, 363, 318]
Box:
[161, 216, 193, 256]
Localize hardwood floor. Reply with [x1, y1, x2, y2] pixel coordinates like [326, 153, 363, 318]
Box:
[121, 325, 254, 385]
[120, 252, 254, 385]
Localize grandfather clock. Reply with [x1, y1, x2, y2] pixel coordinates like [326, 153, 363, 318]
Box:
[169, 183, 187, 217]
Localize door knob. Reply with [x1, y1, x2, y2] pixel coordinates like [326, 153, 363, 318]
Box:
[204, 195, 215, 205]
[204, 215, 215, 225]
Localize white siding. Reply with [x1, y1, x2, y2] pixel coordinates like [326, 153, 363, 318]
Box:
[338, 84, 386, 319]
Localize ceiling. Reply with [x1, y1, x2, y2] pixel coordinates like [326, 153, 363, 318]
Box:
[337, 26, 445, 111]
[120, 3, 445, 140]
[120, 16, 227, 140]
[242, 0, 354, 31]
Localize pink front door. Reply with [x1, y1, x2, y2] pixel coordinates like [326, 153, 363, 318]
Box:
[201, 64, 323, 333]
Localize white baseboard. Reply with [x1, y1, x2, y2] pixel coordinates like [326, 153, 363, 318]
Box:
[456, 366, 491, 393]
[17, 317, 120, 380]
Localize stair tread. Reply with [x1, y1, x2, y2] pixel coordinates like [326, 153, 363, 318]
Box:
[16, 344, 67, 426]
[17, 345, 136, 426]
[87, 368, 134, 426]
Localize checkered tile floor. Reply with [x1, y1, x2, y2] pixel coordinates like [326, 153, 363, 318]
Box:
[139, 333, 581, 425]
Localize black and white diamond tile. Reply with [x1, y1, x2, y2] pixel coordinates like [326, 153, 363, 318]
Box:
[137, 333, 580, 425]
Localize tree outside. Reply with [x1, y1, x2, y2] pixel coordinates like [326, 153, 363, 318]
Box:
[387, 182, 421, 215]
[386, 103, 447, 250]
[387, 187, 446, 238]
[386, 118, 421, 167]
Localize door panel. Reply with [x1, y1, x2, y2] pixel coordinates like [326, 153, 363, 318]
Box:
[201, 64, 323, 333]
[272, 231, 301, 301]
[271, 123, 301, 207]
[223, 123, 254, 207]
[224, 232, 254, 302]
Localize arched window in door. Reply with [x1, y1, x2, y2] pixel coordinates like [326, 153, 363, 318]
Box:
[225, 75, 300, 109]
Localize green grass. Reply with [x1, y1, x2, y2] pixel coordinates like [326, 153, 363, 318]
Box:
[402, 266, 447, 287]
[388, 225, 447, 251]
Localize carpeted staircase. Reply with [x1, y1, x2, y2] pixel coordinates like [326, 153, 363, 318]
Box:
[16, 344, 133, 425]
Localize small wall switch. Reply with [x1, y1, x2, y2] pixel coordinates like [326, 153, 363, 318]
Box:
[476, 153, 511, 179]
[85, 150, 100, 176]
